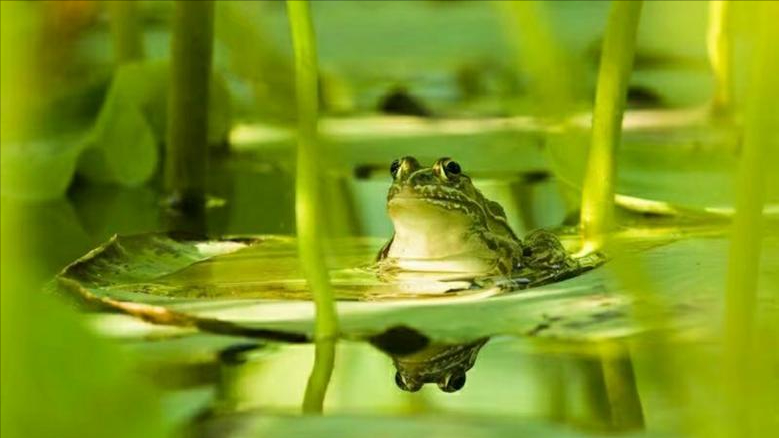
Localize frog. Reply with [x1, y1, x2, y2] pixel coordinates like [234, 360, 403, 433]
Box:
[376, 156, 579, 282]
[392, 339, 488, 393]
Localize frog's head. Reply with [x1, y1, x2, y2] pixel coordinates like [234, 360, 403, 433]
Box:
[382, 156, 521, 274]
[392, 339, 487, 393]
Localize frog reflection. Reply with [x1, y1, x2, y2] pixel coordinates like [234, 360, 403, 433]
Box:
[370, 326, 488, 393]
[392, 339, 488, 392]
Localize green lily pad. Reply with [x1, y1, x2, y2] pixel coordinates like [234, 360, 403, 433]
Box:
[55, 227, 776, 344]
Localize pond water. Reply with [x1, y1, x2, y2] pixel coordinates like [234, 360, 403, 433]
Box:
[117, 325, 649, 435]
[18, 124, 778, 438]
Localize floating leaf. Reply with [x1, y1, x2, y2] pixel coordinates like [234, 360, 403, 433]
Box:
[55, 228, 779, 344]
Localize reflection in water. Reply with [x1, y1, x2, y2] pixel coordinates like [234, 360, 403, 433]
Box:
[302, 338, 337, 414]
[392, 340, 488, 393]
[368, 327, 643, 430]
[180, 333, 647, 434]
[369, 326, 488, 393]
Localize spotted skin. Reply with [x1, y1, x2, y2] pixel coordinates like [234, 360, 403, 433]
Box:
[378, 156, 578, 278]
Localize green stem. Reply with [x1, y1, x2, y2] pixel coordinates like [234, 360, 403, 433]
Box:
[165, 1, 214, 209]
[496, 0, 574, 119]
[107, 1, 145, 64]
[599, 342, 644, 430]
[302, 338, 337, 413]
[286, 0, 339, 414]
[707, 0, 733, 114]
[722, 3, 778, 427]
[579, 1, 643, 253]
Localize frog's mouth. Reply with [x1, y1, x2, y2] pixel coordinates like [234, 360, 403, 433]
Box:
[389, 187, 481, 214]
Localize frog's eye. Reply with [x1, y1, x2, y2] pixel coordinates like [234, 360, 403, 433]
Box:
[444, 160, 461, 176]
[390, 159, 401, 178]
[395, 372, 422, 392]
[438, 371, 466, 392]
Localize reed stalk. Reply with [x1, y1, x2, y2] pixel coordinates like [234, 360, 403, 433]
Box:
[286, 0, 338, 414]
[302, 338, 336, 413]
[165, 1, 214, 209]
[107, 1, 144, 65]
[579, 1, 643, 253]
[722, 3, 778, 434]
[707, 0, 733, 114]
[497, 0, 574, 119]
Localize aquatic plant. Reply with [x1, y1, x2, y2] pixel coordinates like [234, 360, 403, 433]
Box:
[107, 1, 144, 65]
[286, 0, 339, 414]
[707, 0, 733, 114]
[579, 1, 643, 253]
[165, 1, 214, 209]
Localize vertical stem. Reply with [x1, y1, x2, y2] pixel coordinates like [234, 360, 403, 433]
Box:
[579, 1, 643, 253]
[286, 0, 338, 413]
[722, 2, 778, 433]
[107, 1, 145, 65]
[599, 342, 644, 430]
[165, 1, 214, 209]
[302, 338, 337, 413]
[707, 0, 733, 114]
[496, 0, 574, 119]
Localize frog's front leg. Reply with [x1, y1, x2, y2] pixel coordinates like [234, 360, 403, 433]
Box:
[522, 229, 577, 272]
[376, 234, 395, 262]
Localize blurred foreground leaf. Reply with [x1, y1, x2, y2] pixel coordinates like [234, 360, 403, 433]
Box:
[77, 61, 231, 186]
[0, 132, 85, 201]
[193, 412, 663, 438]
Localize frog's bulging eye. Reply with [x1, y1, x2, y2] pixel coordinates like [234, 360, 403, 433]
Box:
[395, 372, 422, 392]
[444, 160, 461, 176]
[390, 159, 401, 178]
[438, 371, 466, 392]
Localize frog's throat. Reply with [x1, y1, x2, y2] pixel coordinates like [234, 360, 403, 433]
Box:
[387, 198, 487, 257]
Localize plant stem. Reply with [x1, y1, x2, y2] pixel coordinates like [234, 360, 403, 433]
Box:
[722, 3, 778, 430]
[302, 338, 336, 413]
[497, 0, 574, 119]
[579, 1, 643, 253]
[165, 1, 214, 209]
[107, 1, 144, 65]
[707, 0, 733, 114]
[599, 342, 644, 430]
[286, 0, 339, 414]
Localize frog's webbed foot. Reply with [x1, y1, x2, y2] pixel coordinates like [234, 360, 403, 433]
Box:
[522, 229, 578, 273]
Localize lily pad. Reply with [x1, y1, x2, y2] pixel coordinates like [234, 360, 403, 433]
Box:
[55, 226, 779, 344]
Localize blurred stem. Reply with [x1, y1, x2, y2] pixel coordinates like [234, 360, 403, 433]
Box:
[707, 0, 733, 114]
[302, 338, 336, 413]
[722, 2, 778, 432]
[579, 1, 643, 253]
[165, 1, 214, 209]
[107, 1, 144, 64]
[496, 0, 575, 119]
[599, 342, 644, 430]
[286, 0, 339, 413]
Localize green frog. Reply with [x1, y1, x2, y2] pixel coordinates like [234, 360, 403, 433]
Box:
[377, 156, 579, 282]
